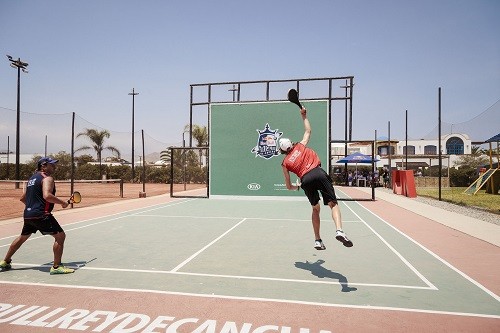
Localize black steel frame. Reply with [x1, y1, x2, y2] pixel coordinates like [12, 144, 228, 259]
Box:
[173, 76, 355, 199]
[331, 140, 376, 201]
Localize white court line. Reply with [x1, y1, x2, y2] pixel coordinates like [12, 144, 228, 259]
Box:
[5, 262, 439, 290]
[135, 214, 358, 223]
[335, 188, 437, 290]
[0, 280, 498, 319]
[352, 200, 500, 303]
[2, 196, 430, 291]
[64, 199, 197, 233]
[0, 199, 196, 246]
[2, 195, 499, 318]
[343, 202, 437, 290]
[171, 218, 248, 272]
[1, 196, 431, 291]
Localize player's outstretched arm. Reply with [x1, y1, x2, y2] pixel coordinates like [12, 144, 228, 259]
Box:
[299, 108, 311, 146]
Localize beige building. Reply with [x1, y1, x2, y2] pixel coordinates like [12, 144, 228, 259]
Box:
[331, 133, 473, 170]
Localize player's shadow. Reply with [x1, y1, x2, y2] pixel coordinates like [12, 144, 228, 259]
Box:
[0, 258, 96, 273]
[294, 259, 357, 292]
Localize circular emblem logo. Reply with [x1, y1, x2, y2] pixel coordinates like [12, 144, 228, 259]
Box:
[247, 183, 261, 190]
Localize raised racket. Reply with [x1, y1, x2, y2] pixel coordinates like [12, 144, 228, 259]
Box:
[287, 88, 302, 109]
[68, 191, 82, 204]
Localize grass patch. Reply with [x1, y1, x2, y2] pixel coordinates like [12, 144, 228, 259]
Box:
[416, 187, 500, 214]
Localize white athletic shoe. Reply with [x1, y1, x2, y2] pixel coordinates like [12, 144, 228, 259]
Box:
[314, 239, 326, 250]
[336, 230, 353, 247]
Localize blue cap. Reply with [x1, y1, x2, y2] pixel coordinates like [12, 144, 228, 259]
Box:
[37, 157, 59, 170]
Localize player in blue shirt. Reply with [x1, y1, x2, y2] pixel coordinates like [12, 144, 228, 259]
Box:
[0, 157, 74, 274]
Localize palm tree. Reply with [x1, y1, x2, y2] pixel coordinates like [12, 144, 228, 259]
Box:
[76, 128, 121, 179]
[184, 124, 208, 146]
[471, 145, 482, 156]
[184, 124, 208, 165]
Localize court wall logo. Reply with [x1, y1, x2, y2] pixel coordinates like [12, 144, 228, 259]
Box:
[247, 183, 261, 190]
[251, 123, 282, 159]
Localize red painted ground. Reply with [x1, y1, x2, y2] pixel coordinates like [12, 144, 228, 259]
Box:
[1, 283, 499, 332]
[1, 191, 499, 332]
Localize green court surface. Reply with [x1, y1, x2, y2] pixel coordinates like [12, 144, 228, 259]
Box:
[0, 194, 498, 318]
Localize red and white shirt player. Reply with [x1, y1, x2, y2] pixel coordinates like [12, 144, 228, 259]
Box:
[281, 142, 321, 179]
[279, 107, 353, 250]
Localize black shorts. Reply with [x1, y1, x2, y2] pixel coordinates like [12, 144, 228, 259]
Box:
[21, 215, 64, 235]
[301, 166, 338, 206]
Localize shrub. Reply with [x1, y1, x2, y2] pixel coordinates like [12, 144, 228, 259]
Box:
[75, 164, 101, 180]
[450, 166, 476, 187]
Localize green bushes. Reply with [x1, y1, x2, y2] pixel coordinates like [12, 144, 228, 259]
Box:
[449, 167, 477, 187]
[0, 162, 208, 184]
[1, 148, 207, 184]
[74, 164, 101, 180]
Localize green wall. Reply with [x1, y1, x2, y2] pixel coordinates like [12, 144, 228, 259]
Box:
[210, 101, 328, 197]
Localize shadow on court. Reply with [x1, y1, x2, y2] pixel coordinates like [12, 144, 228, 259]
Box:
[294, 259, 357, 292]
[0, 258, 98, 274]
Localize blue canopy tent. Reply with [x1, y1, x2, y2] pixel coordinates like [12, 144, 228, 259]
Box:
[335, 152, 380, 185]
[336, 152, 379, 164]
[485, 133, 500, 169]
[485, 133, 500, 143]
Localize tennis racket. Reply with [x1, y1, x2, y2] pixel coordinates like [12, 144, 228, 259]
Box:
[287, 89, 302, 109]
[68, 191, 82, 204]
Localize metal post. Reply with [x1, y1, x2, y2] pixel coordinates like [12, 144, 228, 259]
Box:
[7, 55, 28, 189]
[141, 129, 146, 193]
[229, 84, 237, 102]
[388, 121, 392, 186]
[341, 81, 349, 185]
[169, 147, 174, 197]
[405, 109, 408, 170]
[6, 136, 10, 179]
[189, 86, 194, 148]
[438, 87, 442, 201]
[71, 112, 75, 207]
[349, 78, 354, 141]
[45, 135, 48, 157]
[328, 79, 332, 175]
[15, 64, 21, 186]
[183, 132, 187, 191]
[375, 129, 377, 187]
[129, 88, 139, 182]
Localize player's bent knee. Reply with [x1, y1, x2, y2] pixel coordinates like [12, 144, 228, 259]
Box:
[53, 232, 66, 242]
[328, 200, 338, 208]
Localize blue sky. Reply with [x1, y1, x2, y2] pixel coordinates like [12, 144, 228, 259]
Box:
[1, 0, 499, 152]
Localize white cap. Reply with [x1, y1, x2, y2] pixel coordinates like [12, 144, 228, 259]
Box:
[279, 138, 292, 152]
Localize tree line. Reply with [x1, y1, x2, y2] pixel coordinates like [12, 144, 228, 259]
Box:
[0, 125, 209, 184]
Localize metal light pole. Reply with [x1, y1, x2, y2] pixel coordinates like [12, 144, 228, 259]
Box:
[438, 87, 442, 201]
[182, 130, 189, 191]
[388, 121, 392, 186]
[128, 88, 139, 182]
[228, 84, 238, 102]
[405, 109, 408, 170]
[141, 129, 146, 193]
[340, 81, 353, 185]
[6, 136, 10, 179]
[7, 55, 28, 189]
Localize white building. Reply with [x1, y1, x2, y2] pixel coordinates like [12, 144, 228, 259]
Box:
[0, 153, 42, 165]
[331, 133, 473, 170]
